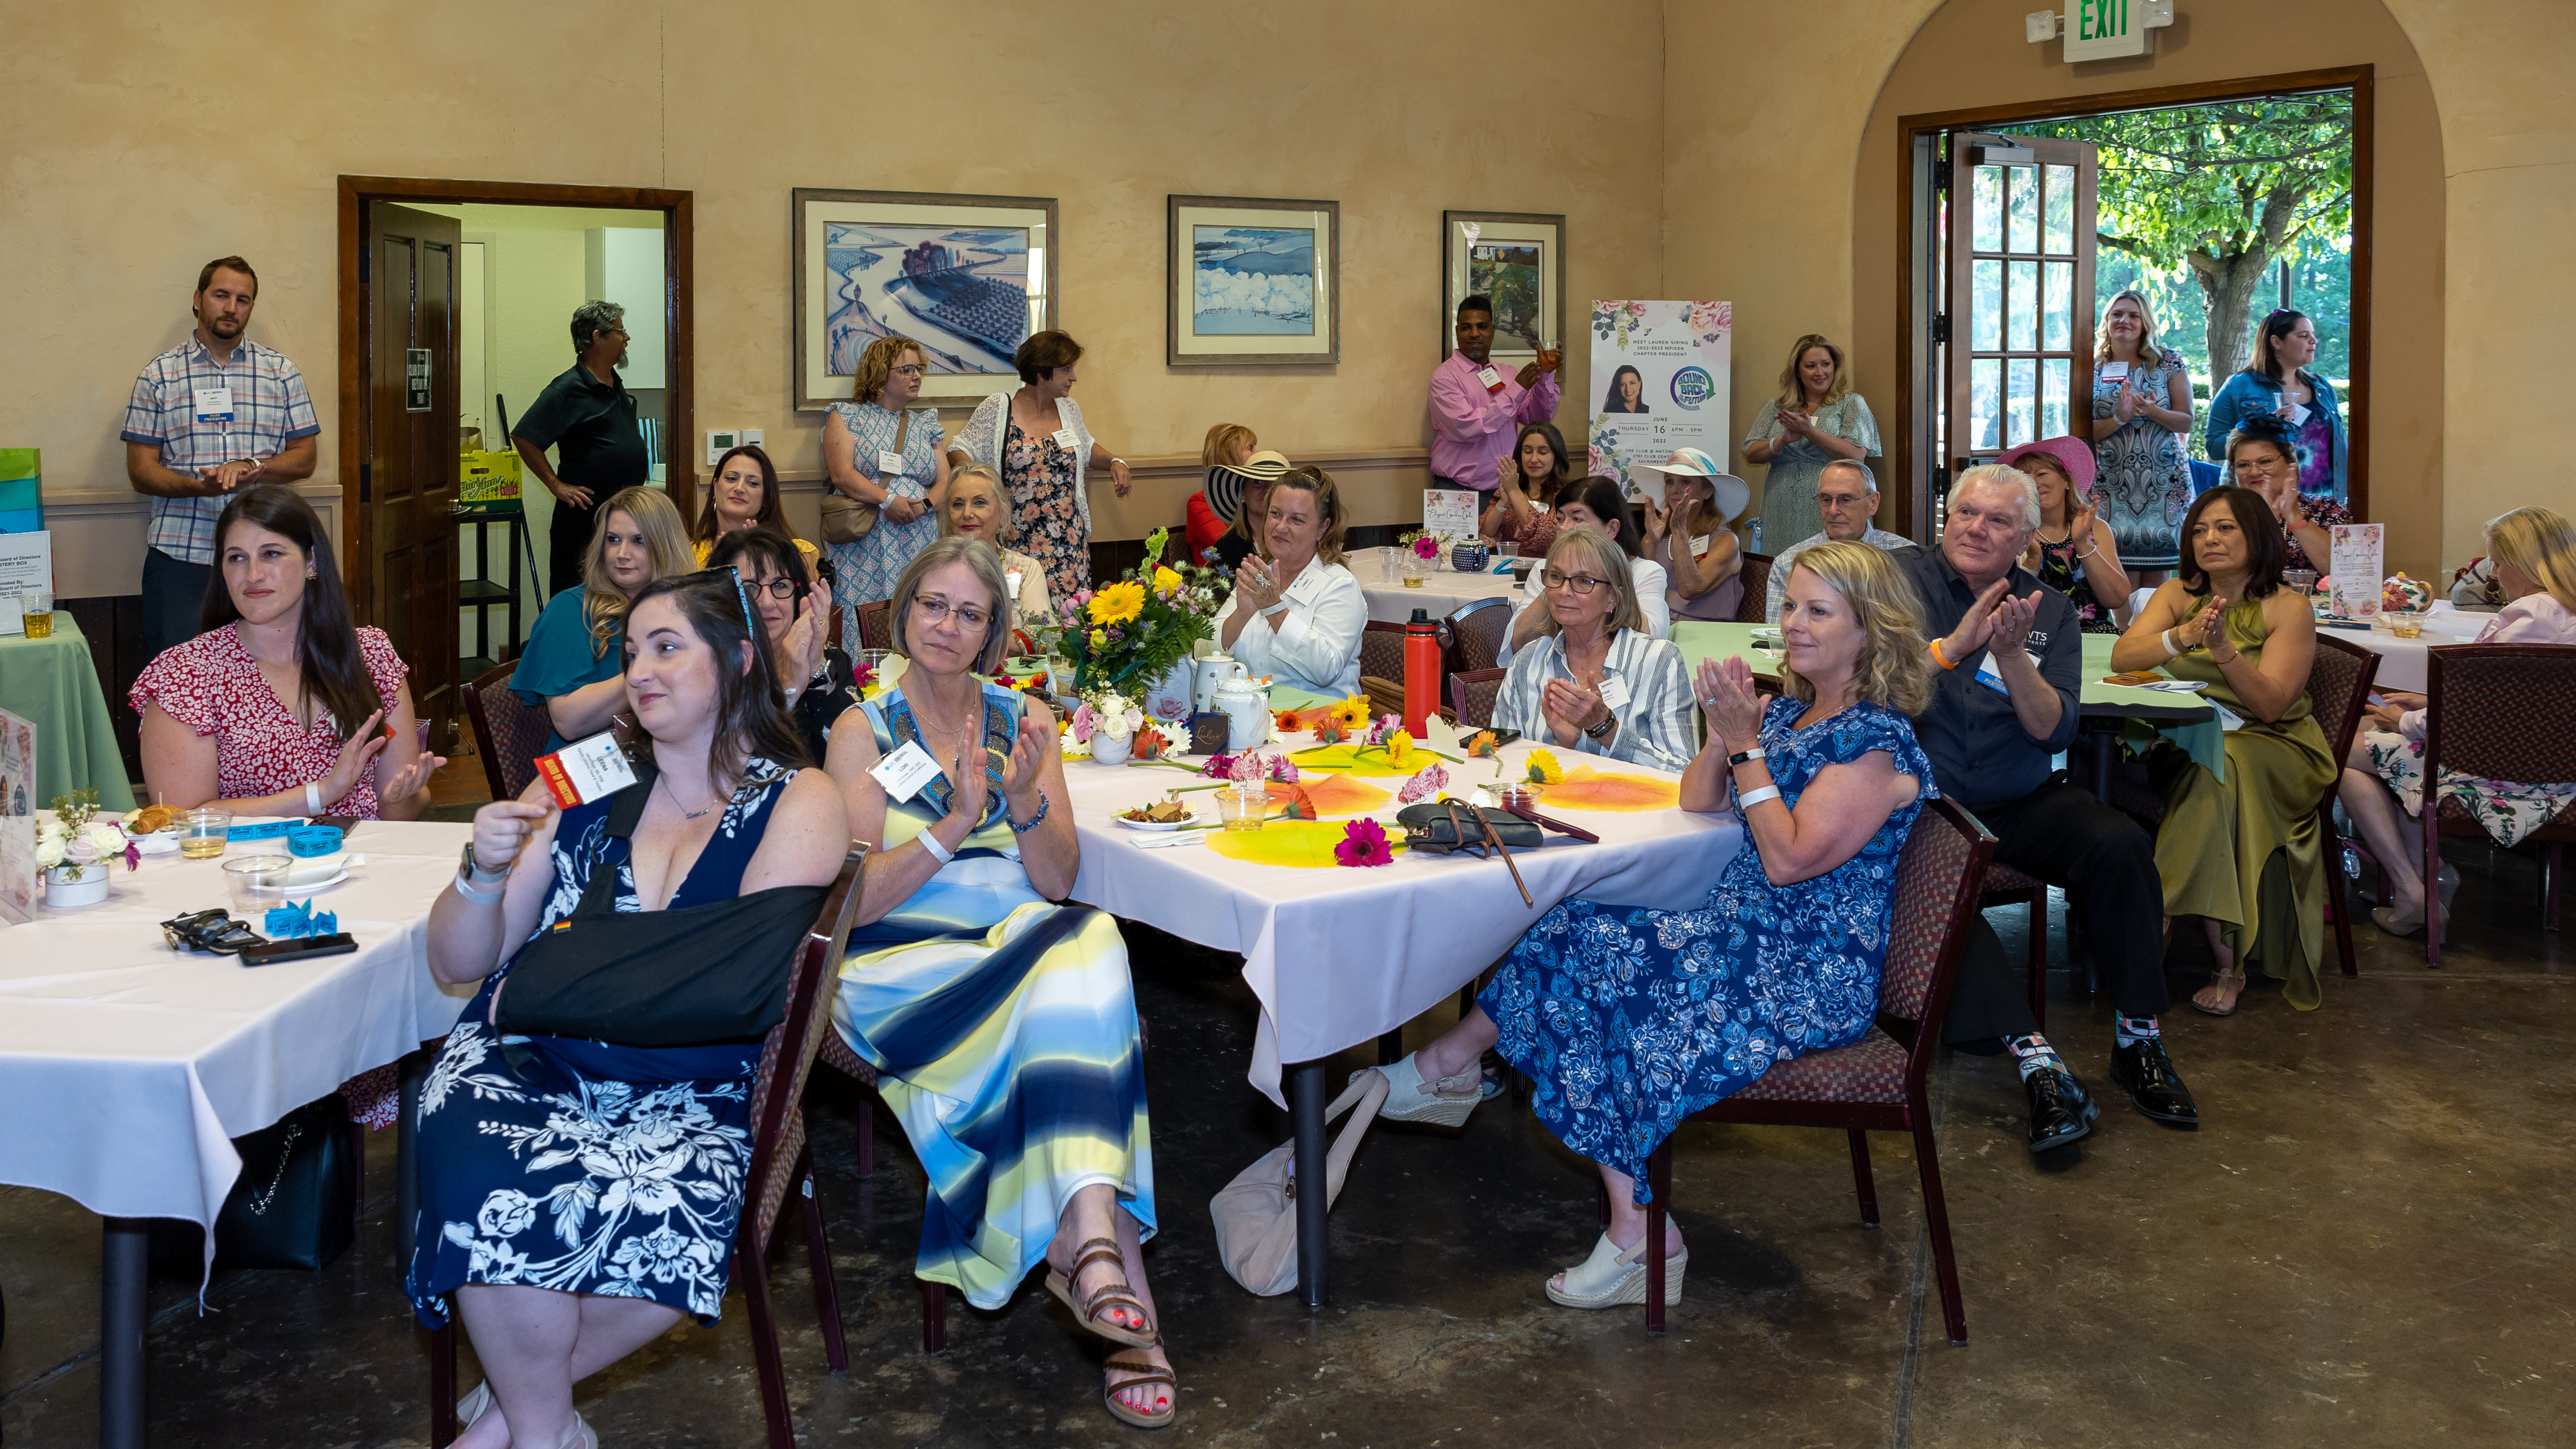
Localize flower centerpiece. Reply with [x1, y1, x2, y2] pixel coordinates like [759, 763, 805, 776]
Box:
[37, 790, 137, 906]
[1073, 689, 1140, 765]
[1394, 529, 1448, 586]
[1056, 528, 1228, 713]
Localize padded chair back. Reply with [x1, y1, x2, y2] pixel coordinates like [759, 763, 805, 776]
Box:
[742, 847, 869, 1252]
[1449, 668, 1507, 728]
[461, 659, 549, 801]
[857, 599, 895, 652]
[2306, 633, 2381, 767]
[1359, 621, 1407, 690]
[1732, 552, 1775, 623]
[1877, 798, 1996, 1032]
[2422, 645, 2576, 787]
[1443, 598, 1514, 673]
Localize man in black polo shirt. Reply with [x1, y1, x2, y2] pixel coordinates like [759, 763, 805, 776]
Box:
[512, 300, 650, 597]
[1896, 464, 2197, 1156]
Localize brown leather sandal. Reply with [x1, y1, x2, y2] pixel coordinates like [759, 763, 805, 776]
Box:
[1102, 1352, 1178, 1430]
[1045, 1237, 1158, 1349]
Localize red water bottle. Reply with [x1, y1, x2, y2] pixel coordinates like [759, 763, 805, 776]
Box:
[1403, 607, 1441, 737]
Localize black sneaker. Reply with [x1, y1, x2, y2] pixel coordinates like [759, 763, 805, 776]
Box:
[2108, 1037, 2199, 1129]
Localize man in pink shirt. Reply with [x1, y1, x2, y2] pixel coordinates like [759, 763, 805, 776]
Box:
[1427, 294, 1562, 492]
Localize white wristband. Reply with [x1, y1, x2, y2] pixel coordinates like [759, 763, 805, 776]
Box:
[917, 830, 955, 866]
[452, 874, 505, 907]
[2161, 628, 2182, 659]
[1737, 785, 1783, 810]
[306, 781, 323, 816]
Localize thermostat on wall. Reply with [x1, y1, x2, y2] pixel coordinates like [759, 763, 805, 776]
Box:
[706, 430, 739, 466]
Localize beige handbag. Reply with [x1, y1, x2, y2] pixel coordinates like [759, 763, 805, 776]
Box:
[1208, 1068, 1386, 1297]
[822, 409, 908, 545]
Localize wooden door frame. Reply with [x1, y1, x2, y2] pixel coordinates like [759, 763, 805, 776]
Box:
[1894, 64, 2375, 537]
[335, 175, 695, 626]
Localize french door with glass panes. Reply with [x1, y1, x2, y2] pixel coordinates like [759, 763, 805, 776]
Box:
[1942, 133, 2097, 507]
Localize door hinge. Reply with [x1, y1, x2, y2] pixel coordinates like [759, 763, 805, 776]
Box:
[1932, 313, 1950, 345]
[359, 461, 372, 503]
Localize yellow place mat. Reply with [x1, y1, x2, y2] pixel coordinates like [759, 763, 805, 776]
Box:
[1266, 774, 1392, 818]
[1204, 820, 1407, 869]
[1542, 766, 1682, 813]
[1287, 743, 1428, 778]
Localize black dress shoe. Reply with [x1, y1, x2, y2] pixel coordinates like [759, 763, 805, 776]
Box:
[2023, 1065, 2099, 1153]
[2108, 1037, 2199, 1129]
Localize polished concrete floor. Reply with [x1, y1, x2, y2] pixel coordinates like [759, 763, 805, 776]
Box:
[3, 840, 2570, 1448]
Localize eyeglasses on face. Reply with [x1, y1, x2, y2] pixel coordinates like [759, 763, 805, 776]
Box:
[912, 595, 991, 631]
[747, 576, 799, 600]
[889, 363, 926, 377]
[1541, 570, 1608, 594]
[1818, 492, 1870, 509]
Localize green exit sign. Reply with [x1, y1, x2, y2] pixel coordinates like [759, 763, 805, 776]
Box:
[2065, 0, 2152, 61]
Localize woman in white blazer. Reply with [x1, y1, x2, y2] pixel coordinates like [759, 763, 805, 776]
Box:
[1217, 466, 1367, 700]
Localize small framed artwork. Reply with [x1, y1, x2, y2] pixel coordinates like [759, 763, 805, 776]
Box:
[1440, 210, 1566, 364]
[791, 188, 1058, 410]
[1167, 195, 1339, 367]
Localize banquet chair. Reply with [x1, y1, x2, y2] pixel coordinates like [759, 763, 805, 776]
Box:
[461, 660, 547, 801]
[1448, 669, 1507, 729]
[2417, 644, 2576, 966]
[857, 599, 896, 652]
[813, 1034, 953, 1352]
[1442, 598, 1514, 673]
[1637, 798, 1995, 1341]
[1359, 621, 1407, 692]
[1978, 864, 2052, 1027]
[427, 847, 869, 1449]
[1361, 676, 1454, 728]
[1730, 552, 1775, 624]
[2301, 634, 2380, 978]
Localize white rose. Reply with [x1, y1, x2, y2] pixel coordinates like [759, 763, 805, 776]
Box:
[85, 822, 129, 855]
[35, 817, 65, 843]
[35, 835, 65, 870]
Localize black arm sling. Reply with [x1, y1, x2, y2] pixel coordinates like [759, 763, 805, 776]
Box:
[493, 757, 828, 1047]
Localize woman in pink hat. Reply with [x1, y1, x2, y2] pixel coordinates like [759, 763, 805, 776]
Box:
[2007, 436, 2132, 634]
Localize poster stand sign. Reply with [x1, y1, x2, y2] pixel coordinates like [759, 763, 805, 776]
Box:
[0, 707, 35, 923]
[1585, 301, 1730, 497]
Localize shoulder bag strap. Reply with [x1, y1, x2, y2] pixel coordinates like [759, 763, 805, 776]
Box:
[570, 754, 659, 920]
[892, 407, 909, 462]
[1312, 1069, 1388, 1208]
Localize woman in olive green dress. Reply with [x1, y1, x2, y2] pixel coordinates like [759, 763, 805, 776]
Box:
[2112, 486, 2335, 1015]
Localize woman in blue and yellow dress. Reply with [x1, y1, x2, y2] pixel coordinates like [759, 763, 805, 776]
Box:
[1387, 541, 1938, 1313]
[821, 535, 1172, 1431]
[407, 571, 849, 1449]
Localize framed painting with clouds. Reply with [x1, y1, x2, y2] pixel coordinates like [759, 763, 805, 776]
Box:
[1167, 195, 1339, 367]
[792, 188, 1057, 409]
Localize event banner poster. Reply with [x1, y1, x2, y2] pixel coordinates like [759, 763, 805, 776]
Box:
[0, 707, 33, 922]
[1586, 300, 1730, 496]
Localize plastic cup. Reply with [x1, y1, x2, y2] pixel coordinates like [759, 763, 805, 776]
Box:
[221, 854, 292, 909]
[2386, 611, 2426, 638]
[180, 807, 234, 860]
[1216, 786, 1267, 831]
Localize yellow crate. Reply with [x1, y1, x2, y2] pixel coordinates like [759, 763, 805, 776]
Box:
[459, 449, 522, 503]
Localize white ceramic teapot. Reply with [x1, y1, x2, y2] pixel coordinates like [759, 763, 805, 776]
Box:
[1193, 650, 1249, 714]
[1214, 677, 1271, 751]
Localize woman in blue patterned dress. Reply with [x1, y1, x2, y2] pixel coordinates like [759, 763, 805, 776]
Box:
[406, 571, 848, 1449]
[2090, 290, 2197, 574]
[1380, 540, 1936, 1311]
[822, 536, 1172, 1430]
[825, 335, 950, 641]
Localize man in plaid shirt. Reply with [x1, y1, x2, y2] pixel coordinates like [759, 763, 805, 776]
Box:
[121, 256, 320, 659]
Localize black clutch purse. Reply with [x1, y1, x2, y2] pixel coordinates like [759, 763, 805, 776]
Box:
[1395, 801, 1543, 854]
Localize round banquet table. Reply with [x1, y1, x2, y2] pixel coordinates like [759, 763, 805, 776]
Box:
[1346, 545, 1525, 625]
[2315, 606, 2492, 692]
[0, 613, 139, 812]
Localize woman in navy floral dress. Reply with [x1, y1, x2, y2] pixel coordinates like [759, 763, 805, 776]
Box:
[406, 571, 846, 1449]
[1379, 541, 1936, 1312]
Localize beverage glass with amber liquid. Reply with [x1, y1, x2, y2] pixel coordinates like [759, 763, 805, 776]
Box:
[179, 807, 234, 860]
[20, 591, 50, 639]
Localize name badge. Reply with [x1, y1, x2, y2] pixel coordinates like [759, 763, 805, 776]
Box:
[1972, 649, 2046, 695]
[534, 731, 640, 808]
[1005, 568, 1024, 601]
[876, 449, 907, 477]
[2281, 403, 2310, 427]
[1476, 366, 1504, 392]
[193, 385, 235, 422]
[869, 739, 943, 803]
[1595, 675, 1632, 712]
[1050, 427, 1081, 452]
[2098, 361, 2130, 382]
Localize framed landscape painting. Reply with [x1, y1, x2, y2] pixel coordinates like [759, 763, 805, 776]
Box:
[1440, 210, 1565, 365]
[1167, 195, 1340, 367]
[792, 188, 1058, 410]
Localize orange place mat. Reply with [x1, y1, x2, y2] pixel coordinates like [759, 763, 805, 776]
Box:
[1205, 820, 1407, 869]
[1264, 773, 1392, 818]
[1286, 743, 1432, 778]
[1542, 766, 1681, 813]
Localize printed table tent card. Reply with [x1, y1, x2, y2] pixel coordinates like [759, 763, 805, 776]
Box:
[2330, 525, 2385, 619]
[1421, 489, 1481, 543]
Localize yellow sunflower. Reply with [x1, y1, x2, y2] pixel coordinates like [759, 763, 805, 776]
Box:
[1327, 694, 1371, 733]
[1151, 565, 1184, 597]
[1526, 747, 1564, 784]
[1383, 730, 1417, 767]
[1087, 580, 1147, 626]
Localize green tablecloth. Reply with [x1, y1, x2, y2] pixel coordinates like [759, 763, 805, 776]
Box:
[1668, 622, 2224, 781]
[0, 615, 138, 811]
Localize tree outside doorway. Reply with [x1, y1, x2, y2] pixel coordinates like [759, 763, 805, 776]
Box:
[2001, 91, 2354, 457]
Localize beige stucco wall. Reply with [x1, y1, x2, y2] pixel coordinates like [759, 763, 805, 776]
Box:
[0, 0, 1663, 572]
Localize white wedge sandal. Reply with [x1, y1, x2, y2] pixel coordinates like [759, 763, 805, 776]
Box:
[1545, 1231, 1688, 1309]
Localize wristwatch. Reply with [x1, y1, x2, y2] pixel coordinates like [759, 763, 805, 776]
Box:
[457, 842, 508, 891]
[1728, 746, 1768, 767]
[1584, 714, 1616, 740]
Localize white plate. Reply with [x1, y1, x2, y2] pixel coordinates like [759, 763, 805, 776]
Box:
[1114, 810, 1206, 832]
[243, 869, 349, 894]
[130, 830, 183, 855]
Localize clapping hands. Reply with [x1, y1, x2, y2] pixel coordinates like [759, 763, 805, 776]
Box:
[1695, 655, 1765, 753]
[1540, 672, 1609, 747]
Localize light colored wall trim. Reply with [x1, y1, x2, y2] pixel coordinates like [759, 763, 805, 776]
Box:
[772, 447, 1436, 546]
[44, 481, 345, 599]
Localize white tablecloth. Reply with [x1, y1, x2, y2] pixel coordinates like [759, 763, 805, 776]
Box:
[1346, 546, 1525, 625]
[2324, 609, 2490, 692]
[0, 820, 476, 1231]
[1058, 736, 1741, 1107]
